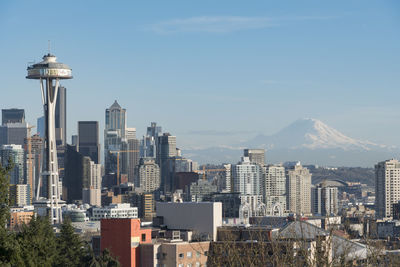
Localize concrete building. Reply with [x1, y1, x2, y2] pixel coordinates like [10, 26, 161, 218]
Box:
[92, 203, 138, 220]
[9, 208, 34, 229]
[2, 108, 25, 125]
[140, 241, 210, 267]
[55, 86, 67, 147]
[265, 164, 287, 215]
[286, 162, 312, 215]
[0, 144, 24, 184]
[156, 202, 222, 241]
[232, 157, 264, 196]
[78, 121, 100, 164]
[9, 184, 30, 206]
[206, 192, 241, 218]
[240, 194, 265, 217]
[101, 218, 151, 267]
[375, 159, 400, 219]
[138, 158, 160, 192]
[244, 148, 265, 165]
[312, 182, 339, 216]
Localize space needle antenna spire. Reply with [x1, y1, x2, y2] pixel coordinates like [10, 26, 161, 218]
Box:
[26, 51, 72, 225]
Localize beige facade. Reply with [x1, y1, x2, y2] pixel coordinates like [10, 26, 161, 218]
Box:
[140, 241, 210, 267]
[138, 158, 160, 192]
[286, 163, 312, 215]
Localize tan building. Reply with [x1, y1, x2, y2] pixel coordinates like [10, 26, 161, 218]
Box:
[140, 241, 210, 267]
[138, 158, 160, 192]
[286, 162, 312, 215]
[9, 210, 34, 228]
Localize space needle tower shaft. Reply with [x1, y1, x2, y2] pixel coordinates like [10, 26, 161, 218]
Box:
[26, 53, 72, 224]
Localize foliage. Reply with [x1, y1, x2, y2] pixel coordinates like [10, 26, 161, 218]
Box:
[0, 160, 119, 266]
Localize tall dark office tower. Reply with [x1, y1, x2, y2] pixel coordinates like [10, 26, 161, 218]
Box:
[78, 121, 100, 164]
[141, 122, 162, 158]
[2, 109, 25, 125]
[55, 86, 66, 146]
[64, 145, 85, 203]
[157, 133, 176, 193]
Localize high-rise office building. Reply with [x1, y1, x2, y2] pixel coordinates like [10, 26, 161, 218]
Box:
[2, 109, 25, 125]
[243, 149, 265, 166]
[375, 159, 400, 219]
[9, 184, 30, 207]
[37, 116, 45, 138]
[0, 122, 30, 146]
[157, 133, 176, 193]
[286, 162, 312, 215]
[0, 144, 25, 184]
[82, 159, 102, 206]
[232, 157, 263, 196]
[138, 158, 160, 192]
[265, 164, 286, 216]
[55, 86, 66, 146]
[104, 101, 126, 176]
[141, 122, 162, 158]
[78, 121, 100, 163]
[30, 134, 43, 199]
[311, 183, 338, 216]
[64, 145, 85, 203]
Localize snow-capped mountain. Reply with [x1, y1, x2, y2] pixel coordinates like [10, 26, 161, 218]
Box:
[245, 118, 382, 151]
[182, 118, 396, 166]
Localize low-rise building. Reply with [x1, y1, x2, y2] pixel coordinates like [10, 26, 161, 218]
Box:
[92, 203, 138, 220]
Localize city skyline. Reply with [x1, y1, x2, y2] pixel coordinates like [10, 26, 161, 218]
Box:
[1, 1, 399, 152]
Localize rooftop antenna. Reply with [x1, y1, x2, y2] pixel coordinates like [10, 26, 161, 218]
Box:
[48, 40, 51, 54]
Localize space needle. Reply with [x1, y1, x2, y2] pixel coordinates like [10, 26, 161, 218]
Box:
[26, 53, 72, 224]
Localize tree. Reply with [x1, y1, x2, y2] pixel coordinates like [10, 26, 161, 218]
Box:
[0, 159, 18, 266]
[15, 216, 58, 266]
[55, 217, 88, 267]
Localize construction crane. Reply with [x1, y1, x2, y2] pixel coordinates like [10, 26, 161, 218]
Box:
[109, 150, 139, 185]
[194, 166, 226, 180]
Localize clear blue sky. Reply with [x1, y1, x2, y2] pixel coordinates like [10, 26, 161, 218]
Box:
[0, 0, 399, 149]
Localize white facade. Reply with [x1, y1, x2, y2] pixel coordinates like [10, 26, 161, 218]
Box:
[375, 159, 400, 219]
[91, 203, 138, 220]
[265, 164, 286, 215]
[232, 157, 263, 196]
[156, 202, 222, 241]
[286, 162, 312, 215]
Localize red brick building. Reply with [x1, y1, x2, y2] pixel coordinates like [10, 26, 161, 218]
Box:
[101, 218, 151, 267]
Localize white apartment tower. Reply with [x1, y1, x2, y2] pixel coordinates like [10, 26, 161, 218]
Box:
[375, 159, 400, 219]
[286, 162, 312, 215]
[265, 164, 286, 216]
[232, 157, 263, 196]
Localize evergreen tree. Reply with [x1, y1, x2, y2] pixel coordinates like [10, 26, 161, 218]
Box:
[0, 159, 19, 265]
[55, 217, 88, 267]
[15, 216, 58, 266]
[98, 249, 120, 267]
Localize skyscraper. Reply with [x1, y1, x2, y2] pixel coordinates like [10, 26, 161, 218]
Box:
[78, 121, 100, 163]
[157, 133, 176, 193]
[375, 159, 400, 219]
[232, 157, 264, 196]
[243, 149, 265, 166]
[55, 86, 66, 146]
[265, 164, 286, 216]
[37, 116, 45, 138]
[104, 100, 126, 176]
[0, 144, 25, 184]
[286, 162, 312, 215]
[141, 122, 162, 158]
[138, 158, 160, 192]
[0, 121, 30, 146]
[2, 109, 25, 125]
[312, 183, 338, 216]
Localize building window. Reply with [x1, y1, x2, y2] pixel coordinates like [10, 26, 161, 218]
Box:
[178, 264, 184, 267]
[179, 253, 184, 259]
[141, 233, 146, 241]
[187, 251, 192, 258]
[196, 263, 200, 267]
[196, 251, 201, 258]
